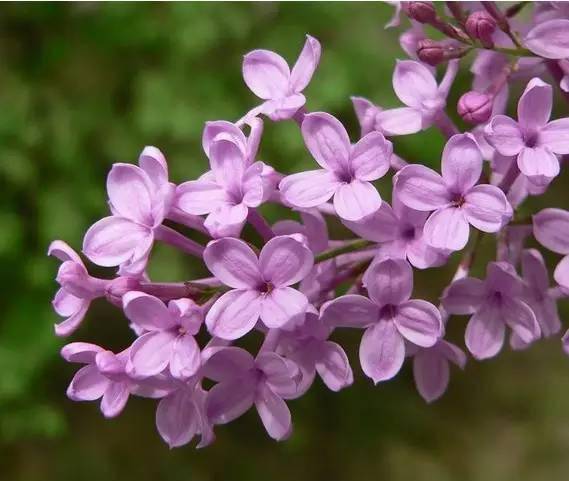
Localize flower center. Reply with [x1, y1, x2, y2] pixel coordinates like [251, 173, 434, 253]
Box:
[379, 304, 398, 320]
[261, 282, 275, 294]
[400, 225, 416, 240]
[524, 131, 539, 148]
[451, 192, 466, 208]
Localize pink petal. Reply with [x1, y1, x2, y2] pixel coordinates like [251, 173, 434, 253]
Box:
[394, 164, 449, 211]
[255, 383, 292, 441]
[100, 381, 130, 418]
[202, 346, 255, 382]
[279, 169, 339, 208]
[413, 349, 450, 403]
[205, 289, 262, 340]
[52, 289, 89, 337]
[61, 342, 105, 364]
[350, 131, 392, 181]
[206, 377, 256, 425]
[352, 96, 380, 136]
[393, 60, 438, 108]
[259, 235, 314, 287]
[260, 287, 308, 329]
[554, 255, 569, 289]
[502, 298, 541, 345]
[123, 291, 176, 331]
[138, 146, 168, 192]
[359, 321, 405, 383]
[107, 164, 154, 225]
[127, 330, 176, 378]
[242, 49, 290, 100]
[517, 146, 560, 179]
[441, 277, 485, 315]
[208, 139, 247, 189]
[441, 134, 483, 193]
[169, 334, 201, 380]
[521, 248, 549, 292]
[175, 178, 228, 216]
[256, 352, 299, 398]
[204, 203, 248, 238]
[375, 107, 423, 136]
[463, 184, 510, 233]
[333, 180, 382, 222]
[320, 294, 378, 328]
[437, 340, 467, 369]
[202, 120, 247, 158]
[290, 35, 321, 93]
[156, 389, 199, 448]
[48, 240, 83, 264]
[67, 365, 109, 401]
[465, 304, 505, 360]
[423, 207, 470, 251]
[525, 19, 569, 59]
[406, 238, 448, 269]
[82, 216, 151, 267]
[533, 208, 569, 255]
[301, 112, 351, 172]
[540, 118, 569, 154]
[518, 78, 552, 131]
[342, 201, 399, 243]
[203, 237, 261, 288]
[484, 115, 524, 156]
[395, 299, 442, 347]
[315, 341, 353, 391]
[365, 257, 413, 306]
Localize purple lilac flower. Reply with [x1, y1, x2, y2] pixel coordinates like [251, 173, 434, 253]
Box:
[533, 208, 569, 290]
[395, 133, 511, 251]
[279, 112, 392, 221]
[409, 340, 467, 403]
[203, 235, 314, 340]
[343, 196, 449, 269]
[82, 147, 174, 275]
[322, 258, 443, 383]
[442, 262, 541, 359]
[62, 343, 172, 418]
[123, 292, 203, 380]
[242, 35, 321, 121]
[276, 307, 353, 396]
[203, 346, 299, 441]
[485, 78, 569, 183]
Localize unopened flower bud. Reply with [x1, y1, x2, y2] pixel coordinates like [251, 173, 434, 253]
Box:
[417, 39, 445, 66]
[403, 2, 437, 24]
[56, 261, 109, 299]
[106, 276, 141, 307]
[457, 91, 493, 124]
[465, 11, 496, 48]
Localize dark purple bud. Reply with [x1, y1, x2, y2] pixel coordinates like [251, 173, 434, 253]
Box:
[457, 91, 493, 124]
[465, 11, 496, 48]
[416, 39, 445, 66]
[106, 276, 141, 307]
[403, 2, 437, 24]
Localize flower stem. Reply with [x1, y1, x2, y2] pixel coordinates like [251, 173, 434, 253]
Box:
[154, 225, 205, 258]
[434, 111, 460, 139]
[166, 207, 209, 235]
[315, 239, 374, 263]
[247, 209, 275, 242]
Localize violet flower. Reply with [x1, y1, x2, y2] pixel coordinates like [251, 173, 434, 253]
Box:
[83, 147, 174, 275]
[203, 346, 299, 441]
[279, 112, 392, 221]
[62, 343, 172, 418]
[123, 292, 203, 380]
[442, 262, 541, 360]
[524, 19, 569, 59]
[533, 208, 569, 290]
[395, 133, 511, 251]
[242, 35, 321, 121]
[343, 195, 449, 269]
[322, 258, 443, 383]
[203, 235, 314, 340]
[485, 78, 569, 183]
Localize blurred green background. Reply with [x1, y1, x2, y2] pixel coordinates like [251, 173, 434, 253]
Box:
[1, 2, 569, 480]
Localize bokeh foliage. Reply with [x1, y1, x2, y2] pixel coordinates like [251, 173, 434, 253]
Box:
[0, 3, 568, 481]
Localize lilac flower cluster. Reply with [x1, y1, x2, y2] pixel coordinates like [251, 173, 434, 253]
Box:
[50, 2, 569, 448]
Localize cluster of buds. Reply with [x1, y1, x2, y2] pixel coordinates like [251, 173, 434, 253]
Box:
[49, 1, 569, 449]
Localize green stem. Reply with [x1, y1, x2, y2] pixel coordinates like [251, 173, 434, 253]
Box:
[315, 239, 374, 264]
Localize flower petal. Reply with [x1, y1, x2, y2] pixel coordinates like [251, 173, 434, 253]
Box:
[260, 287, 308, 329]
[202, 346, 255, 382]
[205, 289, 262, 340]
[502, 298, 541, 344]
[48, 240, 83, 264]
[107, 163, 154, 225]
[394, 164, 449, 211]
[279, 170, 339, 208]
[320, 294, 378, 328]
[156, 389, 199, 448]
[203, 237, 261, 288]
[441, 277, 485, 315]
[123, 291, 176, 331]
[170, 334, 201, 380]
[525, 19, 569, 59]
[61, 342, 105, 364]
[441, 134, 483, 193]
[465, 303, 505, 360]
[393, 60, 438, 108]
[518, 78, 552, 131]
[301, 112, 351, 172]
[207, 376, 256, 425]
[359, 321, 405, 383]
[243, 49, 290, 100]
[484, 115, 524, 156]
[395, 299, 442, 347]
[423, 207, 470, 251]
[521, 248, 549, 292]
[350, 131, 392, 181]
[208, 139, 247, 189]
[52, 289, 89, 337]
[204, 204, 248, 239]
[127, 330, 176, 378]
[315, 341, 353, 392]
[82, 216, 151, 267]
[175, 178, 228, 216]
[375, 107, 423, 136]
[100, 381, 130, 418]
[365, 257, 413, 306]
[66, 365, 109, 401]
[333, 180, 382, 222]
[554, 255, 569, 290]
[533, 208, 569, 255]
[259, 235, 314, 287]
[138, 146, 168, 192]
[463, 184, 510, 233]
[517, 146, 560, 179]
[290, 35, 321, 93]
[540, 118, 569, 154]
[413, 349, 449, 403]
[342, 201, 399, 243]
[255, 384, 292, 441]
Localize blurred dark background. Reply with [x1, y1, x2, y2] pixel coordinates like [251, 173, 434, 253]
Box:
[1, 2, 569, 480]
